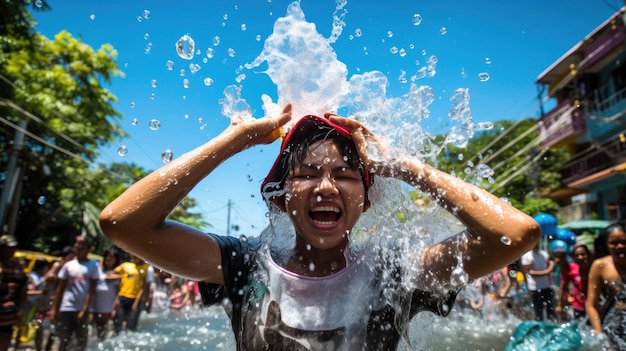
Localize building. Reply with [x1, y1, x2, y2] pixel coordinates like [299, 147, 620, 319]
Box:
[536, 7, 626, 221]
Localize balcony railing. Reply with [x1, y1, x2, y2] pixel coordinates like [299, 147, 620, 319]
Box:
[589, 86, 626, 117]
[562, 137, 626, 185]
[538, 99, 587, 148]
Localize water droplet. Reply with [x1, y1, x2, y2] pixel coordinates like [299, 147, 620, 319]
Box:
[421, 49, 427, 56]
[149, 93, 155, 100]
[34, 0, 43, 8]
[457, 154, 464, 161]
[179, 69, 185, 76]
[412, 14, 422, 26]
[354, 28, 362, 37]
[255, 35, 262, 41]
[309, 263, 315, 271]
[136, 16, 142, 23]
[476, 164, 494, 179]
[148, 119, 161, 130]
[475, 122, 494, 130]
[189, 63, 201, 74]
[143, 9, 151, 19]
[399, 48, 407, 57]
[206, 48, 215, 58]
[151, 79, 158, 88]
[144, 33, 150, 40]
[175, 34, 195, 60]
[130, 102, 136, 108]
[131, 118, 138, 126]
[500, 236, 512, 246]
[117, 145, 129, 156]
[144, 42, 153, 54]
[387, 31, 393, 38]
[227, 48, 236, 57]
[223, 13, 229, 21]
[398, 70, 407, 84]
[161, 149, 174, 164]
[37, 196, 46, 205]
[213, 36, 221, 46]
[204, 77, 214, 86]
[183, 78, 190, 88]
[241, 24, 247, 31]
[165, 60, 174, 71]
[390, 46, 398, 54]
[89, 14, 96, 20]
[485, 57, 492, 65]
[478, 72, 490, 82]
[440, 27, 447, 35]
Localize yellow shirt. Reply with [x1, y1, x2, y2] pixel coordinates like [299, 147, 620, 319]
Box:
[115, 262, 148, 299]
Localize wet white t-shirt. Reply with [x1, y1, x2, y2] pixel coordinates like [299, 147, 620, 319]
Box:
[199, 234, 457, 351]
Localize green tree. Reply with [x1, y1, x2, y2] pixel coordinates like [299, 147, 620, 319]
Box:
[0, 3, 123, 252]
[427, 119, 568, 215]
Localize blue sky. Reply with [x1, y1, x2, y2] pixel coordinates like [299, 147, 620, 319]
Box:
[31, 0, 621, 235]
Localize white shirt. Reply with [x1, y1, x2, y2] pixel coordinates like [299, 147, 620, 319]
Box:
[521, 249, 552, 291]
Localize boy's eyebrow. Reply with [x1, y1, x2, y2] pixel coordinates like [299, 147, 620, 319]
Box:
[295, 163, 358, 173]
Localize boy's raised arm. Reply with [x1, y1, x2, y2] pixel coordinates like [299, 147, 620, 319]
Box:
[99, 105, 292, 283]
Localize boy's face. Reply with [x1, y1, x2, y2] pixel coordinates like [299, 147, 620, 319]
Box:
[285, 139, 366, 250]
[73, 238, 90, 260]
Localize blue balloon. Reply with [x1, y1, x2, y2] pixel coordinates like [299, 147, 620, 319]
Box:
[550, 239, 569, 253]
[533, 213, 558, 237]
[555, 227, 576, 245]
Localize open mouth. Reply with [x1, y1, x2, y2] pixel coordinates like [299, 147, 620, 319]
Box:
[309, 206, 341, 225]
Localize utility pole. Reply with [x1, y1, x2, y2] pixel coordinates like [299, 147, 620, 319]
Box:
[226, 199, 232, 236]
[0, 120, 27, 235]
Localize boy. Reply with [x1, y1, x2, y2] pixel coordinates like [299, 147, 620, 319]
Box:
[51, 236, 99, 351]
[100, 104, 540, 349]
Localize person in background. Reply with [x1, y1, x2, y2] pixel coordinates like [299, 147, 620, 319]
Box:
[169, 276, 192, 312]
[91, 248, 121, 341]
[522, 241, 557, 322]
[39, 246, 73, 351]
[0, 235, 27, 351]
[587, 223, 626, 351]
[554, 244, 592, 322]
[113, 255, 149, 334]
[51, 236, 100, 351]
[26, 259, 52, 351]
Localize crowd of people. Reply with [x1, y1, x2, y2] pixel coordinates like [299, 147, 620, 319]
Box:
[0, 234, 202, 351]
[451, 223, 626, 350]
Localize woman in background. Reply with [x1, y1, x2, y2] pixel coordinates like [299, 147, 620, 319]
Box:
[555, 244, 592, 321]
[91, 248, 121, 341]
[587, 223, 626, 350]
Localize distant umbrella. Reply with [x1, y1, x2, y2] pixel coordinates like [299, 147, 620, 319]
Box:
[561, 219, 612, 235]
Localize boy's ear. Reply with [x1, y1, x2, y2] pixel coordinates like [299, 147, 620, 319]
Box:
[270, 196, 287, 212]
[362, 201, 370, 213]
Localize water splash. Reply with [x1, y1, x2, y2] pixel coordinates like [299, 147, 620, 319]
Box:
[245, 2, 349, 120]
